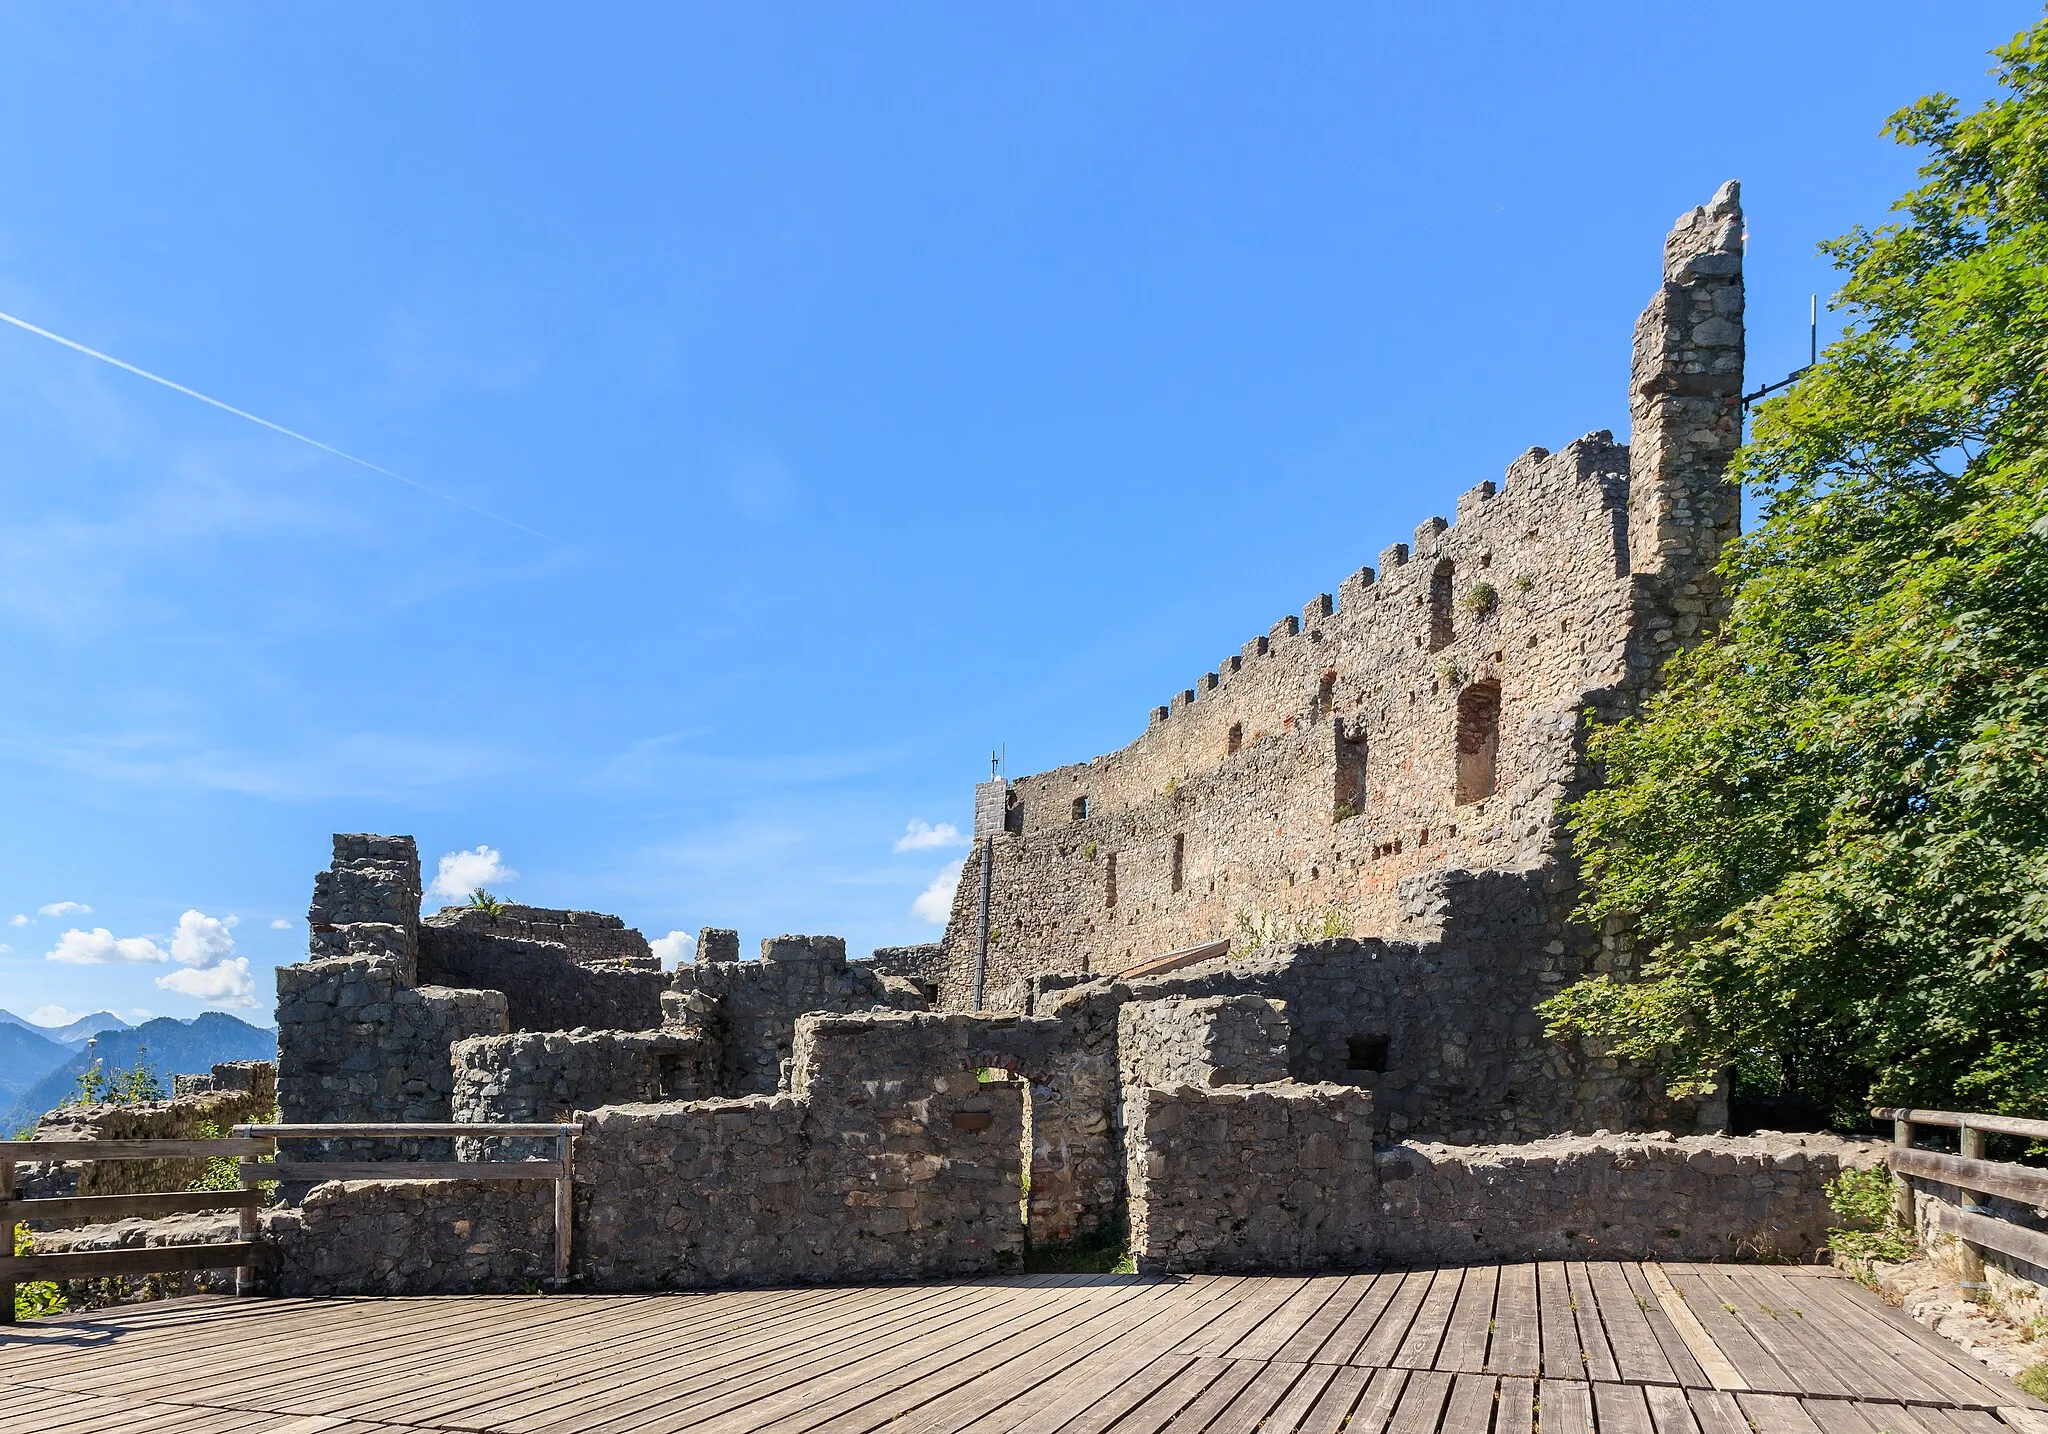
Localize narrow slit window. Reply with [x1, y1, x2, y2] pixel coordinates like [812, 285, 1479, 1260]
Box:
[1170, 834, 1185, 894]
[1226, 722, 1243, 756]
[1105, 852, 1117, 908]
[1455, 680, 1501, 805]
[1072, 796, 1089, 821]
[1428, 559, 1455, 651]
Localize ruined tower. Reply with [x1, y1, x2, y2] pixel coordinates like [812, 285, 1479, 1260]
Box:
[933, 187, 1747, 1035]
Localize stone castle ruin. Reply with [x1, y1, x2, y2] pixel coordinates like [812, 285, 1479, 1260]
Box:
[38, 183, 1880, 1298]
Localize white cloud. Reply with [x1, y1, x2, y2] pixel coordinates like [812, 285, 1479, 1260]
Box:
[45, 927, 168, 964]
[38, 901, 91, 918]
[912, 860, 966, 925]
[269, 918, 292, 929]
[126, 1007, 154, 1021]
[28, 1004, 80, 1027]
[171, 909, 239, 966]
[430, 845, 517, 901]
[9, 914, 26, 926]
[650, 930, 695, 967]
[155, 956, 257, 1007]
[894, 819, 967, 852]
[0, 943, 10, 955]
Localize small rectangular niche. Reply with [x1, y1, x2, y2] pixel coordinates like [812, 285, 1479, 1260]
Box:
[1072, 796, 1089, 821]
[1346, 1035, 1390, 1073]
[1226, 722, 1243, 756]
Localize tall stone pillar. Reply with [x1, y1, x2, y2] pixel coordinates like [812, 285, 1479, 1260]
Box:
[1627, 180, 1745, 639]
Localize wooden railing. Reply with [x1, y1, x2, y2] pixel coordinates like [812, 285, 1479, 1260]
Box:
[2, 1121, 576, 1323]
[1873, 1107, 2048, 1280]
[1, 1134, 275, 1324]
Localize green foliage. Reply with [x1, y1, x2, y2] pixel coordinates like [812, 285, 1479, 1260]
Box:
[12, 1221, 65, 1321]
[66, 1046, 165, 1108]
[187, 1115, 277, 1197]
[1332, 802, 1360, 823]
[1822, 1167, 1918, 1263]
[1082, 842, 1099, 861]
[1458, 582, 1498, 617]
[1542, 19, 2048, 1119]
[2018, 1363, 2048, 1399]
[1024, 1212, 1133, 1275]
[468, 887, 506, 916]
[1512, 574, 1535, 593]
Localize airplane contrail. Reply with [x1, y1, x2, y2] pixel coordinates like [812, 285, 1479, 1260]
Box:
[0, 307, 549, 540]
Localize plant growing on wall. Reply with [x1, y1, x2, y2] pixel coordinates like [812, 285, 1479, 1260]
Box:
[11, 1222, 64, 1321]
[65, 1046, 164, 1107]
[1458, 582, 1498, 617]
[468, 887, 507, 917]
[1543, 19, 2048, 1123]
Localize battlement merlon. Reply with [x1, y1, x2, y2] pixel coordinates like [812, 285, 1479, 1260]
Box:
[1627, 179, 1744, 621]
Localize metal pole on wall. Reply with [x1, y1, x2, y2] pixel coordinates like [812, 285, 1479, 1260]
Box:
[973, 835, 993, 1012]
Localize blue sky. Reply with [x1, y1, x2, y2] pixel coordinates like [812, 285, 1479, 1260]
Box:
[0, 3, 2033, 1028]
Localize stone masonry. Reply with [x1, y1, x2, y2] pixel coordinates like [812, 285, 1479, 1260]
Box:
[931, 187, 1748, 1154]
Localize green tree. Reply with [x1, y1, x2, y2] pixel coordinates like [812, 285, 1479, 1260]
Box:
[1542, 19, 2048, 1123]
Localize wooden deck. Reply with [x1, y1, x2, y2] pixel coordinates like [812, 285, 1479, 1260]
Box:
[4, 1263, 2043, 1433]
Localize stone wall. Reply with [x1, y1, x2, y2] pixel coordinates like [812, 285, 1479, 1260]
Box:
[275, 955, 506, 1157]
[570, 1011, 1025, 1290]
[1117, 995, 1289, 1091]
[1905, 1174, 2048, 1329]
[266, 1178, 556, 1296]
[418, 920, 667, 1033]
[171, 1058, 274, 1101]
[424, 904, 658, 970]
[860, 943, 949, 1005]
[308, 833, 423, 982]
[21, 1064, 277, 1199]
[1126, 1109, 1880, 1274]
[451, 1028, 714, 1158]
[671, 935, 926, 1096]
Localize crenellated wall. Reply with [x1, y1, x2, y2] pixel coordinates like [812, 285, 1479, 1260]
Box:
[931, 187, 1748, 1149]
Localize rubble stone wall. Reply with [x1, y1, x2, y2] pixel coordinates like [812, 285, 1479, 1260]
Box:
[308, 833, 424, 983]
[1117, 994, 1289, 1090]
[1127, 1106, 1880, 1274]
[569, 1011, 1025, 1290]
[1905, 1177, 2048, 1324]
[423, 904, 658, 969]
[267, 1178, 556, 1296]
[669, 936, 926, 1096]
[275, 955, 506, 1159]
[418, 921, 667, 1033]
[22, 1063, 278, 1199]
[451, 1028, 715, 1159]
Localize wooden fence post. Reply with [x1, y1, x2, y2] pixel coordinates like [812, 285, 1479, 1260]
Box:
[233, 1124, 258, 1297]
[2, 1155, 15, 1325]
[1957, 1121, 1988, 1297]
[1892, 1113, 1917, 1231]
[553, 1125, 573, 1289]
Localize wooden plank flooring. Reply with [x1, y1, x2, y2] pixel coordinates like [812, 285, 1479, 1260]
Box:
[2, 1264, 2041, 1433]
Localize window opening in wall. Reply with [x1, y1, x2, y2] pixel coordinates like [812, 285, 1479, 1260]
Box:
[1334, 719, 1368, 817]
[1105, 852, 1117, 908]
[1456, 679, 1502, 805]
[1428, 559, 1455, 651]
[1170, 834, 1185, 893]
[1347, 1035, 1390, 1073]
[1227, 722, 1243, 755]
[1072, 796, 1089, 821]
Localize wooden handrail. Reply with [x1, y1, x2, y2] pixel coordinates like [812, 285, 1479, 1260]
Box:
[2, 1121, 581, 1321]
[242, 1123, 572, 1138]
[1875, 1105, 2048, 1296]
[1871, 1107, 2048, 1142]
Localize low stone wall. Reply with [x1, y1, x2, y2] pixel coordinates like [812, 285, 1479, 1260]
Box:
[266, 1179, 555, 1296]
[1126, 1082, 1376, 1273]
[1126, 1101, 1883, 1274]
[1118, 995, 1289, 1090]
[24, 1064, 278, 1198]
[571, 1011, 1025, 1290]
[1906, 1177, 2048, 1330]
[424, 904, 657, 970]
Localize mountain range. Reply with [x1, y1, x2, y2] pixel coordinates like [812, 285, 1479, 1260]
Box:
[1, 1011, 277, 1135]
[0, 1008, 134, 1044]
